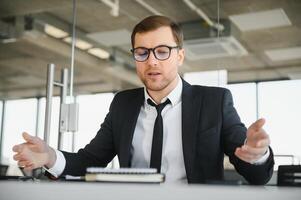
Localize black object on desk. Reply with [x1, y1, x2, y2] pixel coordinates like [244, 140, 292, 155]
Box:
[0, 164, 8, 176]
[0, 175, 35, 181]
[277, 165, 301, 187]
[205, 179, 243, 185]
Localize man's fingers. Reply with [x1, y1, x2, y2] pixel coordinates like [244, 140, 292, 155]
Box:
[235, 148, 253, 159]
[12, 145, 20, 153]
[256, 137, 270, 148]
[246, 128, 269, 147]
[13, 133, 40, 153]
[13, 152, 30, 162]
[250, 128, 269, 138]
[17, 160, 32, 168]
[12, 144, 25, 153]
[22, 132, 38, 144]
[235, 148, 262, 163]
[242, 145, 268, 156]
[235, 148, 254, 163]
[249, 118, 265, 131]
[235, 148, 256, 160]
[237, 118, 270, 164]
[13, 153, 21, 161]
[24, 164, 35, 172]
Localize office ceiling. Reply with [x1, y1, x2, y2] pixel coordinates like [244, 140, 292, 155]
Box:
[0, 0, 300, 99]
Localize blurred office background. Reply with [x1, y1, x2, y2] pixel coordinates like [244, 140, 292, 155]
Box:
[0, 0, 300, 178]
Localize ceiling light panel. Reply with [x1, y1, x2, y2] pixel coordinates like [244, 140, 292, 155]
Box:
[88, 48, 110, 59]
[265, 46, 301, 62]
[63, 37, 93, 50]
[44, 24, 68, 38]
[229, 8, 292, 31]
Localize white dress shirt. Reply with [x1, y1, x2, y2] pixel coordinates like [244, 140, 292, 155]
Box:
[131, 76, 186, 183]
[47, 75, 269, 182]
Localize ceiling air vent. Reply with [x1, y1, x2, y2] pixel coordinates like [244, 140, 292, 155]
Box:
[184, 36, 248, 61]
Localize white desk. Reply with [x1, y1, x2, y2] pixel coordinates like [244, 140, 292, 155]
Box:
[0, 181, 300, 200]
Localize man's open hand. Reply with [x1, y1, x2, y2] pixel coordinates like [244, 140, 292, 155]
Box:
[235, 118, 270, 164]
[12, 132, 56, 172]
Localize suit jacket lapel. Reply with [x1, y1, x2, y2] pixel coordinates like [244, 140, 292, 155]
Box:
[119, 88, 144, 167]
[181, 80, 203, 180]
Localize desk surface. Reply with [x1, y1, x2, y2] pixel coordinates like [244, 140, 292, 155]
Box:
[0, 180, 300, 200]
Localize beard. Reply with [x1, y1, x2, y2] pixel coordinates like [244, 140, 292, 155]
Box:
[141, 73, 178, 93]
[143, 78, 169, 91]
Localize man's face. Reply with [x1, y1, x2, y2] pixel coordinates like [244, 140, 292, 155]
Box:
[133, 26, 185, 92]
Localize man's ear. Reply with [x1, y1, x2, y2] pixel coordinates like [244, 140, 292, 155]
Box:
[178, 48, 185, 66]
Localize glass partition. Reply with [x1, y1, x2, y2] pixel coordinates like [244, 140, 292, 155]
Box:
[1, 99, 37, 165]
[258, 80, 301, 167]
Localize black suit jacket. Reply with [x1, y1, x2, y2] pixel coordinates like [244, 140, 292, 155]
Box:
[61, 80, 274, 184]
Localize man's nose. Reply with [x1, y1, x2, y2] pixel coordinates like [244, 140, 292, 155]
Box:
[146, 50, 159, 66]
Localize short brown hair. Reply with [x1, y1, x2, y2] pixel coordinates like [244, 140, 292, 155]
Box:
[131, 15, 183, 49]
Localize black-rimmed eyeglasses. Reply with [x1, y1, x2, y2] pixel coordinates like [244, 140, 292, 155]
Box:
[131, 45, 179, 62]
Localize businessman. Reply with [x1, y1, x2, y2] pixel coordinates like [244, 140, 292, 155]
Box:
[13, 15, 274, 184]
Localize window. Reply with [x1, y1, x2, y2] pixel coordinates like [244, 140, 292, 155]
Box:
[258, 80, 301, 167]
[75, 93, 114, 151]
[1, 99, 37, 165]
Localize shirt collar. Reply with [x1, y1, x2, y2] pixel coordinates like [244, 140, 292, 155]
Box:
[144, 75, 182, 107]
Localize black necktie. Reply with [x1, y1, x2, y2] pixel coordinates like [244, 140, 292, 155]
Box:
[147, 98, 171, 173]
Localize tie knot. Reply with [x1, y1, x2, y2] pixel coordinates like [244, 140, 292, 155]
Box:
[147, 98, 171, 114]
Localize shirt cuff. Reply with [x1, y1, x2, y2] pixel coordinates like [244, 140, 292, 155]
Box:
[252, 148, 270, 165]
[43, 149, 66, 178]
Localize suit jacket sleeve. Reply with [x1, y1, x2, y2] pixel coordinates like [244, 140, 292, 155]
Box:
[222, 89, 274, 185]
[60, 94, 119, 176]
